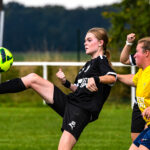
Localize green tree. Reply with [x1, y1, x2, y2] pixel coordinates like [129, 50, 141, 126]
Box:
[103, 0, 150, 60]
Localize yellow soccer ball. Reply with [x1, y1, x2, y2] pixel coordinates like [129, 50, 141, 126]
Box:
[0, 47, 13, 72]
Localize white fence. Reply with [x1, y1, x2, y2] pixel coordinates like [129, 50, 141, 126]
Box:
[13, 61, 136, 107]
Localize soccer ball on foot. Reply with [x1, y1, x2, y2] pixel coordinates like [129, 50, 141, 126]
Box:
[0, 47, 13, 72]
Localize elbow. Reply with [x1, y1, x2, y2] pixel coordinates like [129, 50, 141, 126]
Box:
[120, 58, 130, 65]
[120, 58, 126, 64]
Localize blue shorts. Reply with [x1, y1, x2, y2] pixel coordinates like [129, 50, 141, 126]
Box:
[133, 127, 150, 149]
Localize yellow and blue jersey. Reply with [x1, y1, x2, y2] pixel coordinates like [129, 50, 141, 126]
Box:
[133, 65, 150, 126]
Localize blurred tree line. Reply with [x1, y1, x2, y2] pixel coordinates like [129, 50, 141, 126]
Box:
[3, 2, 115, 53]
[2, 0, 150, 57]
[103, 0, 150, 58]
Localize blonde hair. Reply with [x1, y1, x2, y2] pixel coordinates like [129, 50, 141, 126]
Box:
[87, 27, 111, 65]
[138, 37, 150, 52]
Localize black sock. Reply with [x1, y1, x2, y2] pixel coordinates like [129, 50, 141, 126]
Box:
[0, 78, 26, 94]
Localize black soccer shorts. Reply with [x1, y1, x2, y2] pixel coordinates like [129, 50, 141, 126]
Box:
[47, 85, 91, 140]
[131, 103, 146, 133]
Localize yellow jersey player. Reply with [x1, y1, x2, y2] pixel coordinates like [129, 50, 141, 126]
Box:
[118, 37, 150, 150]
[120, 33, 146, 142]
[133, 67, 150, 123]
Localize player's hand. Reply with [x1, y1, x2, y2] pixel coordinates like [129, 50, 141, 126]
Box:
[86, 77, 98, 92]
[56, 68, 66, 84]
[142, 107, 150, 120]
[127, 33, 136, 43]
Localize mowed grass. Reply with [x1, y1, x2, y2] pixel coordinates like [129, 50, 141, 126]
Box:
[0, 104, 132, 150]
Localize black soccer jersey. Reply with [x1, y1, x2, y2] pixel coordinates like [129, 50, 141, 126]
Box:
[68, 55, 116, 121]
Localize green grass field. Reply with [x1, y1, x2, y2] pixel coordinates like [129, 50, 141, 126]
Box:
[0, 105, 132, 150]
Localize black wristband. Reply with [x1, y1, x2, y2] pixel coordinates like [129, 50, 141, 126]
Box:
[63, 80, 71, 88]
[93, 76, 100, 87]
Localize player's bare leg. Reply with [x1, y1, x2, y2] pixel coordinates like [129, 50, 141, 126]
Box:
[21, 73, 54, 104]
[138, 145, 149, 150]
[129, 143, 138, 150]
[58, 130, 76, 150]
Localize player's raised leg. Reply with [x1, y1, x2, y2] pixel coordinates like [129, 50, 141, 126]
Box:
[21, 73, 54, 104]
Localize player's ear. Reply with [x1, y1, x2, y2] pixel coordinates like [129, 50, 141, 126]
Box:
[98, 40, 104, 47]
[144, 50, 150, 57]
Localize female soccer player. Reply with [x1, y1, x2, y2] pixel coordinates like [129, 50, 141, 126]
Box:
[118, 37, 150, 150]
[0, 27, 116, 150]
[120, 33, 146, 141]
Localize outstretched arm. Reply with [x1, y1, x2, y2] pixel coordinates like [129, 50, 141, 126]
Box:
[86, 75, 116, 92]
[99, 75, 116, 84]
[117, 74, 135, 87]
[56, 68, 77, 92]
[120, 33, 136, 65]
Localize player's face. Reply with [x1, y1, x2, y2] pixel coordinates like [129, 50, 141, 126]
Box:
[134, 43, 146, 68]
[84, 32, 100, 57]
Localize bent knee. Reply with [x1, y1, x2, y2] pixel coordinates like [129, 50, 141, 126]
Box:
[21, 73, 40, 88]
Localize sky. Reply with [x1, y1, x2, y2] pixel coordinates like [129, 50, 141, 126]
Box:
[3, 0, 121, 9]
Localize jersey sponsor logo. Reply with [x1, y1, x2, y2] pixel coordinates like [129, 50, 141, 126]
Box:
[137, 96, 146, 109]
[68, 121, 76, 130]
[77, 78, 88, 88]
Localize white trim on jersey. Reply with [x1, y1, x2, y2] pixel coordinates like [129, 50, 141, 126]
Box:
[106, 72, 117, 86]
[107, 72, 117, 77]
[99, 55, 107, 60]
[129, 55, 136, 66]
[99, 55, 103, 59]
